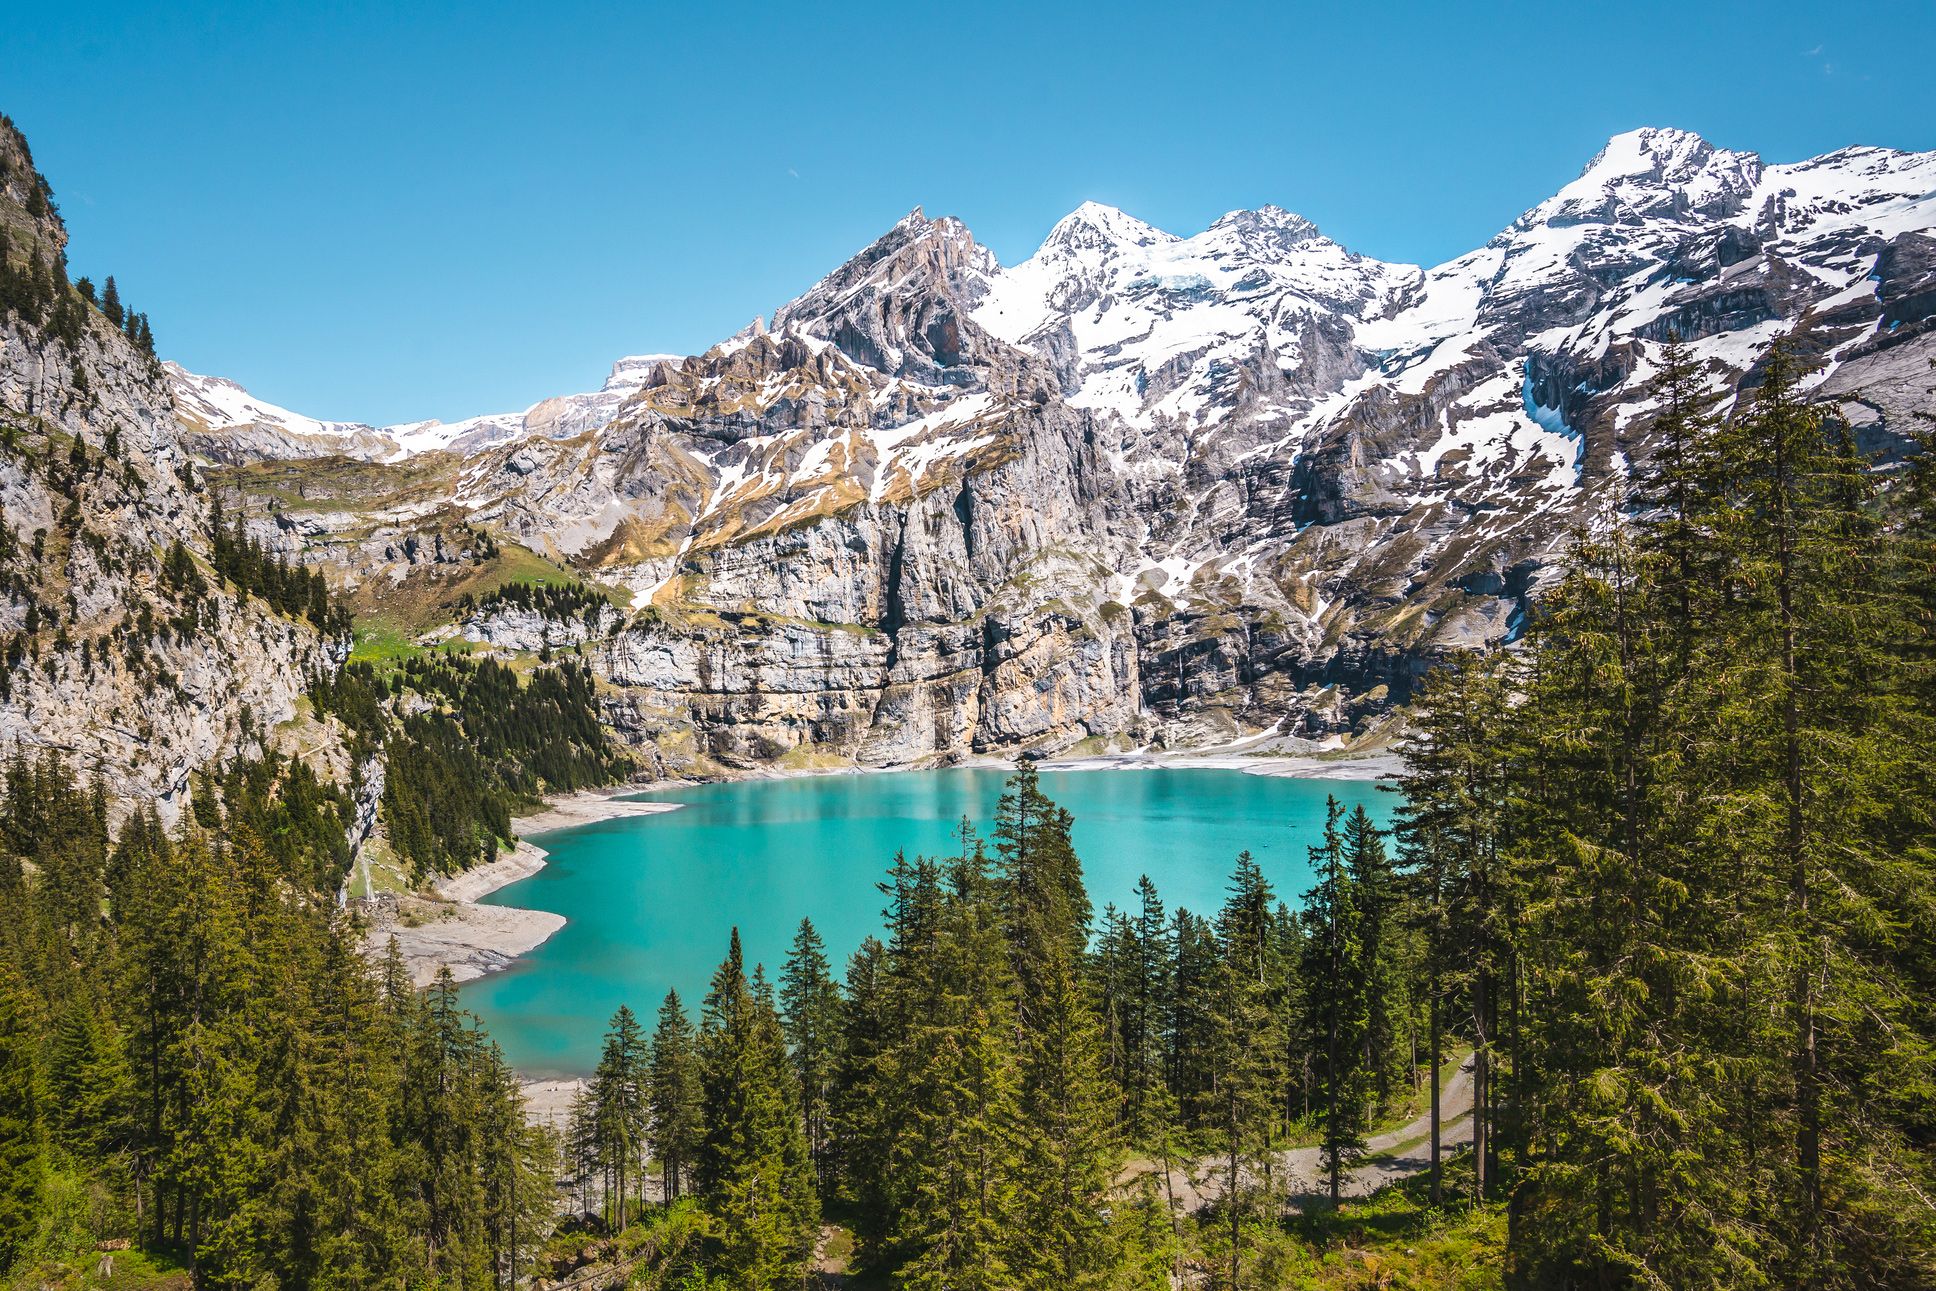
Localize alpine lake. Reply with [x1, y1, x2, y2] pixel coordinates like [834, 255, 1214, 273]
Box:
[460, 766, 1396, 1076]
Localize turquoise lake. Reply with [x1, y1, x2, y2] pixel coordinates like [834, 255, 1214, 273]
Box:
[462, 767, 1395, 1076]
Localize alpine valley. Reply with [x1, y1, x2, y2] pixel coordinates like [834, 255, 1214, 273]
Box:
[7, 87, 1936, 1291]
[162, 123, 1936, 789]
[11, 120, 1936, 805]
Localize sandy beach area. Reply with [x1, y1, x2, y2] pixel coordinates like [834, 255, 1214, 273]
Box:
[361, 788, 684, 988]
[519, 1077, 588, 1130]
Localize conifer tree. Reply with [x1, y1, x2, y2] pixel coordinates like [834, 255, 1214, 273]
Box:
[1208, 851, 1286, 1286]
[779, 917, 840, 1190]
[0, 967, 43, 1274]
[696, 930, 817, 1287]
[993, 762, 1116, 1288]
[1126, 875, 1173, 1144]
[592, 1004, 650, 1228]
[649, 989, 702, 1202]
[1299, 801, 1373, 1205]
[47, 996, 134, 1163]
[891, 830, 1026, 1290]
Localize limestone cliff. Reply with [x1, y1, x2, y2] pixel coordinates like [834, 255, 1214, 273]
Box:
[0, 114, 331, 817]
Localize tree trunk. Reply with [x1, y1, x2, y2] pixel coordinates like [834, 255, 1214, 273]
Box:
[1430, 989, 1442, 1207]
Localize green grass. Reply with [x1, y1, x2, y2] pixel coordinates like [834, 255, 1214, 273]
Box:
[1282, 1158, 1505, 1290]
[4, 1247, 195, 1290]
[347, 620, 432, 664]
[343, 533, 634, 667]
[346, 835, 416, 899]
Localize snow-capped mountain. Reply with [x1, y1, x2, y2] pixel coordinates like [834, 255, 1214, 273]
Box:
[198, 127, 1936, 770]
[171, 352, 681, 463]
[974, 199, 1416, 430]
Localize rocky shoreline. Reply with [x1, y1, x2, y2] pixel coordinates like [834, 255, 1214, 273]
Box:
[1038, 748, 1407, 781]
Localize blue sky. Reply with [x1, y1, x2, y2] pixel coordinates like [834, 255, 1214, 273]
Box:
[6, 0, 1932, 426]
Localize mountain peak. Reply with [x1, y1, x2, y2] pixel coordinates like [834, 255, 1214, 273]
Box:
[1040, 202, 1176, 257]
[600, 353, 682, 393]
[1580, 126, 1722, 184]
[1525, 126, 1762, 229]
[1206, 204, 1323, 245]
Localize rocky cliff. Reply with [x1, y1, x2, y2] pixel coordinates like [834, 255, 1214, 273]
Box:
[182, 128, 1936, 773]
[0, 113, 332, 816]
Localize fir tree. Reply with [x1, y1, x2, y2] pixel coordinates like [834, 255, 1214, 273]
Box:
[0, 967, 44, 1273]
[696, 930, 817, 1287]
[993, 763, 1116, 1289]
[779, 918, 840, 1190]
[649, 989, 702, 1203]
[591, 1004, 650, 1229]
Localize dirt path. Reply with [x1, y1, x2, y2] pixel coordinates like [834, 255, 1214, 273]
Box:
[1124, 1058, 1476, 1212]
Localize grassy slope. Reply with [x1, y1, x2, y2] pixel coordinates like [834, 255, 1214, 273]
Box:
[212, 455, 625, 665]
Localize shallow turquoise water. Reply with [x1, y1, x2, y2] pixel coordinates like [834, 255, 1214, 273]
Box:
[461, 767, 1394, 1076]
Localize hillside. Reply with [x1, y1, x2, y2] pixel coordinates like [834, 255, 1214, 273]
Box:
[0, 113, 332, 816]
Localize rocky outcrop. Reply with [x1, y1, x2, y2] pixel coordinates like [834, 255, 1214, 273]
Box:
[0, 114, 331, 816]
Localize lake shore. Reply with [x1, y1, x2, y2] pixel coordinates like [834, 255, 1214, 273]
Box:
[361, 788, 684, 988]
[364, 749, 1402, 993]
[1036, 747, 1406, 782]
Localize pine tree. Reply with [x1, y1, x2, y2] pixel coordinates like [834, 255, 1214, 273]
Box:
[993, 763, 1116, 1288]
[779, 918, 840, 1191]
[1300, 800, 1374, 1205]
[1343, 806, 1403, 1104]
[649, 989, 702, 1203]
[696, 930, 817, 1287]
[477, 1038, 551, 1288]
[0, 967, 44, 1274]
[591, 1004, 650, 1229]
[891, 830, 1026, 1290]
[1394, 651, 1514, 1204]
[46, 996, 133, 1162]
[1208, 851, 1286, 1287]
[1124, 875, 1176, 1148]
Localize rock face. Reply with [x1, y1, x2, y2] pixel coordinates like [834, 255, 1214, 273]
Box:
[193, 128, 1936, 773]
[0, 114, 329, 816]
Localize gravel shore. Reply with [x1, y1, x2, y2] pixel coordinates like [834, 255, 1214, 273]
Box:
[361, 789, 683, 988]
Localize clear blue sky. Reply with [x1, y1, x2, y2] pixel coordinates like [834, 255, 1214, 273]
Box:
[6, 0, 1931, 426]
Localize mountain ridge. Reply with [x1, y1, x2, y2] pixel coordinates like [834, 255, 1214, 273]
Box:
[26, 122, 1936, 788]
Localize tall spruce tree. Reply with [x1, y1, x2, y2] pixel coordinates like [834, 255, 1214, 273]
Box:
[696, 931, 817, 1287]
[779, 917, 840, 1191]
[1299, 799, 1373, 1204]
[993, 762, 1116, 1288]
[1208, 851, 1286, 1287]
[591, 1004, 650, 1229]
[890, 829, 1027, 1290]
[648, 989, 702, 1202]
[0, 967, 43, 1274]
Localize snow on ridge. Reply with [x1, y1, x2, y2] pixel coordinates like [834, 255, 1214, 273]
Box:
[173, 128, 1936, 474]
[170, 350, 688, 462]
[602, 353, 682, 393]
[167, 362, 379, 441]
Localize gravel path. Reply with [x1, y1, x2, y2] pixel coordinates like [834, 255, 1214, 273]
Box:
[1124, 1057, 1476, 1212]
